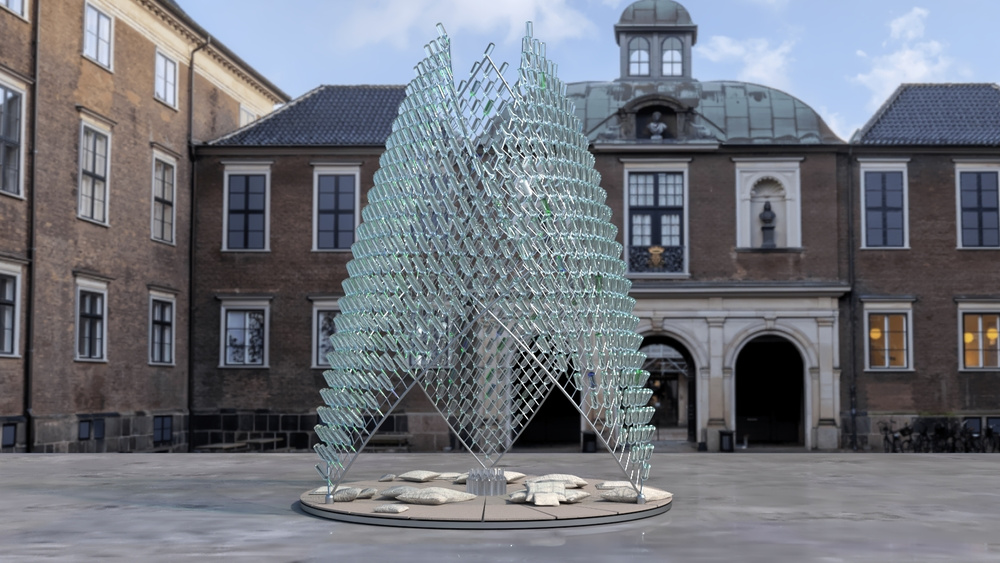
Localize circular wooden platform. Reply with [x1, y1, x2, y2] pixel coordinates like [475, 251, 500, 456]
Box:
[299, 478, 672, 529]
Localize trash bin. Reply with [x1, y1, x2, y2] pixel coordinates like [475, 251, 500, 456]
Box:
[719, 430, 734, 453]
[582, 432, 597, 453]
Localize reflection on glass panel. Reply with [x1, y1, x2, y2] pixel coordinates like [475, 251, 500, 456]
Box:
[226, 310, 264, 365]
[316, 310, 340, 366]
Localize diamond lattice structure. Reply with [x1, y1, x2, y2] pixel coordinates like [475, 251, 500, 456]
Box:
[314, 23, 655, 496]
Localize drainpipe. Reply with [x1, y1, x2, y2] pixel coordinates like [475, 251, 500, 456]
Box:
[22, 0, 42, 453]
[846, 145, 858, 451]
[186, 36, 210, 451]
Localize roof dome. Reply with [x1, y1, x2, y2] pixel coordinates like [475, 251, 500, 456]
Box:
[618, 0, 693, 26]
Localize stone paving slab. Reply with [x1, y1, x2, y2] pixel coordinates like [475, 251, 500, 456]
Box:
[2, 452, 1000, 561]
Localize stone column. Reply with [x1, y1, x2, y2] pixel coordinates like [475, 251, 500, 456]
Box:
[705, 317, 727, 451]
[815, 317, 839, 449]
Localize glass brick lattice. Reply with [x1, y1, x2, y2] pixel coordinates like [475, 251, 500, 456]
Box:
[313, 23, 654, 496]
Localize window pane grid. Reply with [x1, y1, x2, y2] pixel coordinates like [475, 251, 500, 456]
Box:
[628, 38, 650, 76]
[155, 53, 176, 106]
[963, 313, 1000, 368]
[628, 174, 654, 206]
[960, 172, 1000, 247]
[662, 38, 683, 76]
[153, 160, 174, 242]
[631, 214, 651, 246]
[0, 85, 21, 195]
[0, 275, 13, 354]
[225, 309, 264, 365]
[864, 171, 905, 247]
[78, 291, 104, 359]
[2, 0, 24, 16]
[84, 6, 112, 68]
[317, 175, 355, 249]
[227, 175, 266, 249]
[868, 313, 907, 369]
[80, 127, 108, 223]
[628, 172, 684, 273]
[151, 300, 173, 364]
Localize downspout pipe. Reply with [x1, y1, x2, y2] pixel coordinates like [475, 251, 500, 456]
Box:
[186, 36, 210, 451]
[23, 0, 42, 453]
[846, 144, 858, 451]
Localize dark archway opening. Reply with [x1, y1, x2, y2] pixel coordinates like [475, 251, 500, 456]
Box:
[735, 335, 803, 445]
[512, 341, 580, 448]
[640, 335, 696, 442]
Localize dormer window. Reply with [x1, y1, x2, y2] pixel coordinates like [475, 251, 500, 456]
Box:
[662, 37, 683, 76]
[628, 37, 650, 76]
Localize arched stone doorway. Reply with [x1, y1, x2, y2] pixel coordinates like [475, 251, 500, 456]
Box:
[735, 335, 803, 445]
[640, 336, 696, 442]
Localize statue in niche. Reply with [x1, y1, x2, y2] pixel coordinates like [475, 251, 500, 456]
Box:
[646, 111, 669, 140]
[759, 201, 777, 249]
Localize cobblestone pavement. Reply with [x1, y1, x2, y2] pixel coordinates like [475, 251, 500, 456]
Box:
[1, 451, 998, 562]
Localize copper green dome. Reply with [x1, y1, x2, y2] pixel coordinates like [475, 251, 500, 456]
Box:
[614, 0, 697, 45]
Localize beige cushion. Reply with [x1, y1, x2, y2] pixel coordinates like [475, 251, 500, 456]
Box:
[357, 487, 378, 499]
[595, 481, 632, 490]
[563, 490, 591, 504]
[398, 470, 441, 482]
[453, 473, 469, 484]
[600, 486, 673, 503]
[525, 474, 588, 489]
[507, 490, 529, 503]
[525, 480, 567, 505]
[373, 504, 409, 514]
[379, 485, 419, 499]
[309, 485, 351, 495]
[396, 487, 478, 505]
[378, 474, 396, 482]
[436, 472, 462, 481]
[333, 487, 362, 502]
[505, 471, 527, 483]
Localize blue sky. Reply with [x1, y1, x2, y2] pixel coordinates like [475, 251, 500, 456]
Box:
[176, 0, 1000, 140]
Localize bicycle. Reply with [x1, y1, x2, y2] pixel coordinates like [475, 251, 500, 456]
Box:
[878, 419, 907, 453]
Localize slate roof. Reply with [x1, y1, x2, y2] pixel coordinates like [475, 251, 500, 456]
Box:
[210, 85, 407, 146]
[856, 83, 1000, 145]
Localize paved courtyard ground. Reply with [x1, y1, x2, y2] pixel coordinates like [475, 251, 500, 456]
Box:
[1, 450, 998, 562]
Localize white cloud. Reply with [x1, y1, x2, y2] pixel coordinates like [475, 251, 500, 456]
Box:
[853, 7, 969, 109]
[856, 50, 867, 58]
[888, 7, 928, 42]
[697, 36, 796, 91]
[818, 106, 859, 142]
[335, 0, 597, 51]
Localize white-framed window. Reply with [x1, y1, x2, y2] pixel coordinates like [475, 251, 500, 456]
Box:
[0, 261, 22, 357]
[311, 298, 340, 369]
[662, 37, 683, 77]
[958, 302, 1000, 370]
[239, 106, 257, 127]
[76, 277, 108, 362]
[628, 37, 650, 76]
[623, 159, 689, 276]
[219, 297, 270, 367]
[1, 0, 26, 18]
[313, 166, 359, 251]
[149, 291, 175, 365]
[863, 299, 913, 371]
[83, 3, 113, 70]
[79, 121, 111, 224]
[222, 162, 271, 251]
[955, 163, 999, 249]
[734, 158, 803, 249]
[0, 75, 26, 198]
[860, 159, 909, 249]
[151, 151, 175, 243]
[154, 50, 177, 108]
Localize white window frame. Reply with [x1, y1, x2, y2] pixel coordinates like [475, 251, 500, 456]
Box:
[82, 2, 114, 71]
[148, 290, 175, 366]
[218, 297, 270, 368]
[954, 161, 1000, 249]
[661, 37, 683, 77]
[627, 37, 650, 77]
[862, 299, 914, 372]
[78, 119, 112, 226]
[311, 298, 340, 369]
[0, 72, 27, 200]
[222, 162, 271, 252]
[734, 158, 803, 249]
[153, 49, 178, 109]
[0, 0, 28, 19]
[957, 301, 1000, 371]
[859, 159, 910, 250]
[312, 165, 360, 252]
[75, 276, 108, 363]
[150, 150, 176, 244]
[239, 106, 257, 127]
[0, 261, 22, 358]
[622, 159, 690, 278]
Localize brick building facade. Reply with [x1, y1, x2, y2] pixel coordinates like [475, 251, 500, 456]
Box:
[0, 0, 287, 452]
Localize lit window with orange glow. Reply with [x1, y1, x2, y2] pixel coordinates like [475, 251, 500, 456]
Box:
[963, 313, 1000, 369]
[868, 313, 908, 369]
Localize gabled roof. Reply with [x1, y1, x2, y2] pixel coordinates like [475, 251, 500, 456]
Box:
[209, 85, 407, 146]
[855, 83, 1000, 145]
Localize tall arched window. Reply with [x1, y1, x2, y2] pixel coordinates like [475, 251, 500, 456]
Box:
[662, 37, 683, 77]
[629, 37, 650, 76]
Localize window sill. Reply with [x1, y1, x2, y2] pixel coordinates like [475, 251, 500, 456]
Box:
[151, 237, 177, 247]
[0, 4, 29, 22]
[82, 54, 113, 74]
[627, 273, 691, 280]
[149, 362, 175, 367]
[0, 354, 22, 359]
[860, 246, 910, 251]
[75, 358, 108, 363]
[956, 246, 1000, 250]
[221, 248, 270, 253]
[0, 190, 25, 201]
[78, 216, 110, 228]
[311, 249, 353, 253]
[864, 368, 914, 373]
[153, 96, 179, 112]
[217, 364, 270, 369]
[735, 247, 804, 253]
[959, 368, 1000, 373]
